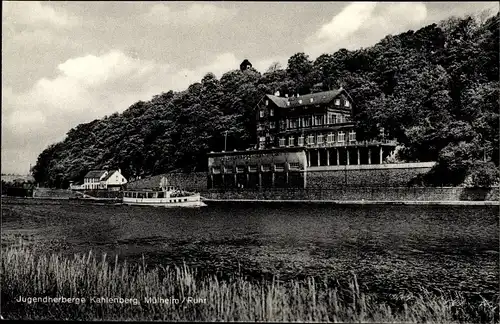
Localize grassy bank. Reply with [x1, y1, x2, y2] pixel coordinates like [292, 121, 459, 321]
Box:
[1, 244, 497, 322]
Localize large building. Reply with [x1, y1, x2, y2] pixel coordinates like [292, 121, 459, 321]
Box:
[207, 89, 397, 189]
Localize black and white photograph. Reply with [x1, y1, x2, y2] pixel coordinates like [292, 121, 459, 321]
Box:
[1, 1, 499, 322]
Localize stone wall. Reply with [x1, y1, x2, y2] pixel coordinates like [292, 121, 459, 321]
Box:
[204, 187, 499, 202]
[306, 163, 435, 187]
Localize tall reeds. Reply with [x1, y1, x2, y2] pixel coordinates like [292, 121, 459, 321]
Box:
[1, 243, 497, 322]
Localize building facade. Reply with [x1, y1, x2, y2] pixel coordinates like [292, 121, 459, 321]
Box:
[83, 169, 127, 190]
[207, 89, 397, 190]
[100, 169, 127, 191]
[84, 170, 107, 190]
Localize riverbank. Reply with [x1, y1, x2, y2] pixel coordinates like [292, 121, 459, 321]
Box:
[1, 245, 497, 322]
[203, 199, 500, 206]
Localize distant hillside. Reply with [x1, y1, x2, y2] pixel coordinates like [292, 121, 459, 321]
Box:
[32, 13, 499, 188]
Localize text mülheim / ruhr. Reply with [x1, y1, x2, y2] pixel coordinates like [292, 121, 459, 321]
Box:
[15, 296, 208, 305]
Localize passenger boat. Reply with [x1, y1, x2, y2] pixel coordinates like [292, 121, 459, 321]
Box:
[122, 177, 206, 207]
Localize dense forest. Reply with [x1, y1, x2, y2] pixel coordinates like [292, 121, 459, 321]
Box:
[32, 13, 499, 188]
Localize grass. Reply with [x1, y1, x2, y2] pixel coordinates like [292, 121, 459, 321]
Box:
[1, 243, 498, 322]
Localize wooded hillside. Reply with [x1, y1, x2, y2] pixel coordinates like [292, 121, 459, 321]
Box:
[32, 13, 499, 188]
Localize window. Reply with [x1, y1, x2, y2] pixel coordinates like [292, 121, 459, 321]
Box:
[298, 136, 304, 146]
[224, 166, 233, 174]
[279, 138, 286, 147]
[280, 120, 286, 129]
[259, 136, 266, 143]
[249, 165, 258, 172]
[236, 166, 245, 173]
[287, 101, 290, 106]
[270, 108, 274, 116]
[307, 135, 315, 145]
[270, 122, 275, 129]
[345, 100, 350, 107]
[327, 133, 334, 143]
[338, 114, 343, 123]
[298, 99, 302, 104]
[310, 98, 314, 103]
[317, 134, 324, 144]
[338, 131, 345, 143]
[257, 124, 264, 131]
[259, 110, 264, 118]
[304, 116, 311, 127]
[290, 119, 298, 128]
[335, 99, 340, 106]
[288, 136, 294, 146]
[265, 100, 269, 106]
[349, 130, 356, 142]
[289, 162, 300, 170]
[275, 163, 285, 172]
[314, 115, 323, 126]
[262, 164, 271, 172]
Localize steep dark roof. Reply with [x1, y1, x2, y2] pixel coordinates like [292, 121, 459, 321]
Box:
[265, 89, 351, 108]
[101, 170, 118, 181]
[84, 170, 107, 179]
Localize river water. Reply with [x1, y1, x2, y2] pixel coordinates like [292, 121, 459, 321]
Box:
[2, 198, 498, 297]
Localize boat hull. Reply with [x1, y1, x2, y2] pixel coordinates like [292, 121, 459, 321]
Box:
[122, 194, 206, 207]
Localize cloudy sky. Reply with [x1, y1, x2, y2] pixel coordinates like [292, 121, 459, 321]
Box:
[2, 1, 498, 174]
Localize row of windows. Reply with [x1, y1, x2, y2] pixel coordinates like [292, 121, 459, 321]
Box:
[258, 114, 350, 132]
[264, 98, 350, 108]
[84, 178, 100, 183]
[259, 130, 356, 147]
[124, 192, 189, 201]
[212, 162, 301, 174]
[260, 99, 350, 117]
[84, 177, 125, 183]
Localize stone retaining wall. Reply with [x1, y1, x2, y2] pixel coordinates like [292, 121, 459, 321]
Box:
[204, 187, 499, 202]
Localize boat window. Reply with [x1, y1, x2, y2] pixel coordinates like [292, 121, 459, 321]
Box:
[158, 192, 164, 198]
[184, 199, 187, 202]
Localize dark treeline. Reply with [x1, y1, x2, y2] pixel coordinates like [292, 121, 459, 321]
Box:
[32, 13, 499, 188]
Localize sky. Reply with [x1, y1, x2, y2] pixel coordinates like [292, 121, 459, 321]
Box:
[2, 1, 498, 175]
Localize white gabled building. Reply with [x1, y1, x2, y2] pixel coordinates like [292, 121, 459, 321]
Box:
[99, 169, 127, 191]
[83, 170, 108, 190]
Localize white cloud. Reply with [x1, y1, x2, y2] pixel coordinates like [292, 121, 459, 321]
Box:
[253, 56, 289, 73]
[306, 2, 428, 58]
[144, 3, 237, 26]
[2, 1, 79, 27]
[57, 50, 154, 87]
[316, 2, 377, 42]
[1, 50, 241, 174]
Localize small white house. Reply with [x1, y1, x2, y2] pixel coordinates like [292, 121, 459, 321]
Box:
[83, 170, 108, 190]
[99, 169, 127, 191]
